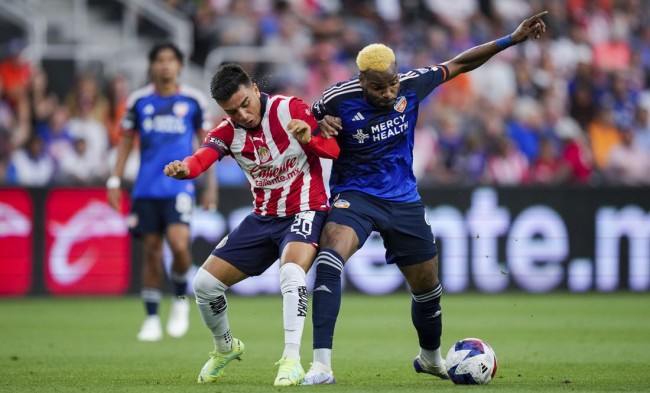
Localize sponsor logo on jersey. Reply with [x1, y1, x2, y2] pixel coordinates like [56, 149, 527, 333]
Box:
[207, 136, 229, 152]
[352, 129, 369, 144]
[333, 199, 350, 208]
[250, 157, 300, 187]
[394, 96, 407, 113]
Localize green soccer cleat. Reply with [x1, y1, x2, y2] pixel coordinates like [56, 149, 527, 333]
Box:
[274, 357, 305, 386]
[197, 338, 245, 383]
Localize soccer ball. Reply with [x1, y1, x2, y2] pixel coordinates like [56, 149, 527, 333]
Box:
[445, 338, 498, 385]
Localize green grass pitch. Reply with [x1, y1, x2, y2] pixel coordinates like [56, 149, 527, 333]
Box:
[1, 292, 649, 392]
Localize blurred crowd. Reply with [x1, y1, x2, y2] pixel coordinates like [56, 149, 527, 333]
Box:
[3, 0, 650, 188]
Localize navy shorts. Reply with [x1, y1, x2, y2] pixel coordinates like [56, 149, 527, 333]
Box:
[212, 210, 327, 276]
[129, 193, 193, 237]
[327, 191, 437, 266]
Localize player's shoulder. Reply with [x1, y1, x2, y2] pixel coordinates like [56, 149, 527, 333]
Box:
[178, 84, 210, 106]
[320, 77, 362, 105]
[399, 65, 448, 84]
[126, 84, 155, 108]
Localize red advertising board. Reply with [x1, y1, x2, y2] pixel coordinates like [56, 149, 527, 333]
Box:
[0, 189, 33, 295]
[45, 189, 131, 295]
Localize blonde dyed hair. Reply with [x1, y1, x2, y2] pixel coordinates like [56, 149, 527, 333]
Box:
[356, 43, 395, 72]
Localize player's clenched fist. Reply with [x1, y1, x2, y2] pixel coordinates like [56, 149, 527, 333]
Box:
[288, 119, 312, 144]
[164, 160, 189, 179]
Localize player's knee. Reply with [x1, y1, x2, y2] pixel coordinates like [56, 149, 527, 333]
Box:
[279, 262, 306, 295]
[192, 267, 228, 300]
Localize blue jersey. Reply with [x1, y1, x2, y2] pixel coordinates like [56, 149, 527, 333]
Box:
[312, 66, 448, 203]
[122, 84, 211, 199]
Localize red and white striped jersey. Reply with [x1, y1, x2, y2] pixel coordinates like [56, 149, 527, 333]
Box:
[202, 94, 333, 217]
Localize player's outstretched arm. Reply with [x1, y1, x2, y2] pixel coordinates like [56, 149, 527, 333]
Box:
[441, 11, 548, 81]
[164, 147, 219, 180]
[164, 160, 190, 179]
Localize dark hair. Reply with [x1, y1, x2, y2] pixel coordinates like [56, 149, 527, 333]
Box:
[148, 42, 184, 65]
[210, 63, 252, 101]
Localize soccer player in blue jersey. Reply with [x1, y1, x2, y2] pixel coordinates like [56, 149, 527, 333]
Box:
[302, 12, 548, 385]
[107, 42, 216, 342]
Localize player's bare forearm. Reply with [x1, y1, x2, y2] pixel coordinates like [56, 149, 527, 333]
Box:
[442, 11, 547, 80]
[111, 132, 134, 178]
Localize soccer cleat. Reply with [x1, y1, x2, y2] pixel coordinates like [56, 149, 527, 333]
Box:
[413, 355, 449, 380]
[137, 315, 163, 342]
[197, 338, 245, 383]
[301, 361, 335, 385]
[274, 357, 305, 386]
[166, 297, 190, 338]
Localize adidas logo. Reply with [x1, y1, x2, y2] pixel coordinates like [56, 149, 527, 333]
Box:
[352, 112, 365, 121]
[314, 285, 332, 293]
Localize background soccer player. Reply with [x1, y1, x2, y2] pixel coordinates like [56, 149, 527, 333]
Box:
[107, 42, 216, 341]
[302, 12, 548, 385]
[163, 63, 339, 386]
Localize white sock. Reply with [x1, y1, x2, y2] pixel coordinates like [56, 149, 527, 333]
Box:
[193, 268, 232, 352]
[313, 348, 332, 369]
[420, 347, 444, 366]
[280, 263, 307, 359]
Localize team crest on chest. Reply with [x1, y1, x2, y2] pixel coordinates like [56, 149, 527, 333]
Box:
[256, 144, 272, 163]
[173, 102, 189, 117]
[394, 96, 407, 113]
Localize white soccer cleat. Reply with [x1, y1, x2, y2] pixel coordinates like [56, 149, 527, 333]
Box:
[413, 355, 449, 380]
[301, 361, 335, 385]
[137, 315, 163, 342]
[166, 297, 190, 338]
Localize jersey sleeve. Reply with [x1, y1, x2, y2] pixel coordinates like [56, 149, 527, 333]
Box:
[311, 81, 347, 121]
[120, 96, 139, 135]
[401, 65, 449, 101]
[200, 119, 234, 160]
[289, 97, 319, 135]
[289, 97, 340, 159]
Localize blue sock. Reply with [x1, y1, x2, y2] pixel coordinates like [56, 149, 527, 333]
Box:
[171, 271, 188, 297]
[141, 288, 161, 316]
[411, 283, 443, 350]
[312, 248, 344, 349]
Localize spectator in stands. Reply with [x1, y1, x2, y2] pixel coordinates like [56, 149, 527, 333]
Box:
[6, 134, 55, 186]
[588, 104, 622, 173]
[484, 134, 529, 185]
[0, 39, 31, 149]
[556, 117, 593, 185]
[55, 136, 108, 185]
[66, 73, 109, 123]
[28, 67, 58, 127]
[36, 105, 74, 166]
[605, 126, 650, 185]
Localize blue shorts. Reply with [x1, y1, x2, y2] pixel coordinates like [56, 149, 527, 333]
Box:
[212, 210, 327, 276]
[129, 193, 193, 237]
[327, 191, 437, 266]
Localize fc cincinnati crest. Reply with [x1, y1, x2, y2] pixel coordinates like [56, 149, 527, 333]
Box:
[394, 96, 407, 113]
[173, 102, 189, 117]
[257, 145, 272, 163]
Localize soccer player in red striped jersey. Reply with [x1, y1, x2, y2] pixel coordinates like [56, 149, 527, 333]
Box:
[163, 63, 339, 386]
